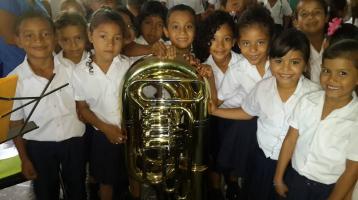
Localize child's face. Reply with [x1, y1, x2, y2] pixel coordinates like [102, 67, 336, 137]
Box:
[238, 25, 269, 67]
[88, 22, 123, 63]
[294, 0, 327, 35]
[223, 0, 245, 15]
[118, 12, 136, 45]
[320, 58, 358, 101]
[270, 50, 306, 87]
[210, 23, 234, 63]
[141, 15, 164, 45]
[57, 25, 87, 61]
[16, 17, 56, 60]
[164, 10, 195, 50]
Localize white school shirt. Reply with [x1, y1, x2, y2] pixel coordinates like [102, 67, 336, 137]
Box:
[10, 56, 85, 141]
[218, 56, 271, 107]
[258, 0, 292, 25]
[161, 0, 205, 14]
[71, 55, 132, 128]
[208, 0, 220, 9]
[204, 51, 243, 108]
[55, 50, 89, 77]
[242, 76, 320, 160]
[289, 91, 358, 184]
[309, 43, 324, 83]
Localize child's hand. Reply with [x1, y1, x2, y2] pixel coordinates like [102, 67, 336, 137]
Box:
[208, 100, 217, 115]
[274, 180, 288, 198]
[184, 53, 201, 67]
[103, 124, 127, 144]
[197, 64, 213, 78]
[151, 41, 167, 58]
[21, 158, 37, 180]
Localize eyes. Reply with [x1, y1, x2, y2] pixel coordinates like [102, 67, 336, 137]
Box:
[211, 36, 233, 43]
[298, 9, 324, 18]
[98, 33, 122, 41]
[239, 40, 267, 47]
[22, 31, 53, 40]
[272, 58, 302, 65]
[169, 23, 194, 31]
[321, 67, 349, 77]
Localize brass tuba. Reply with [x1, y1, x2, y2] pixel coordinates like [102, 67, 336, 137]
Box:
[122, 56, 209, 200]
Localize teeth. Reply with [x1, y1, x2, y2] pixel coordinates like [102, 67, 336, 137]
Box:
[280, 74, 292, 78]
[327, 85, 339, 90]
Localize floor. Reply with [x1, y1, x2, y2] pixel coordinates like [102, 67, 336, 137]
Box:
[0, 181, 34, 200]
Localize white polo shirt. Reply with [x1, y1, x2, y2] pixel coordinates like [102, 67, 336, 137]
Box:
[289, 91, 358, 184]
[71, 55, 132, 128]
[204, 51, 244, 108]
[55, 50, 89, 77]
[258, 0, 292, 25]
[218, 56, 271, 107]
[10, 56, 85, 141]
[309, 43, 324, 83]
[242, 76, 320, 160]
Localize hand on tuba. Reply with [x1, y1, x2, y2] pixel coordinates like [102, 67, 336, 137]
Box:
[103, 124, 127, 144]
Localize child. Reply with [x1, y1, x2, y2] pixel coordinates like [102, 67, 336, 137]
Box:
[258, 0, 293, 28]
[274, 39, 358, 200]
[54, 12, 88, 70]
[209, 28, 321, 200]
[196, 10, 243, 200]
[115, 7, 137, 46]
[325, 19, 358, 47]
[10, 11, 86, 200]
[122, 1, 168, 57]
[293, 0, 328, 83]
[71, 8, 131, 200]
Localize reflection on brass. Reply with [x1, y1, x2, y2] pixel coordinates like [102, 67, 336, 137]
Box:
[122, 56, 209, 200]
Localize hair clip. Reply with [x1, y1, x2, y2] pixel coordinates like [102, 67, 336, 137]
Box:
[327, 18, 343, 36]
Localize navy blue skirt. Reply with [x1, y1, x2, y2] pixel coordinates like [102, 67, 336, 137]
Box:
[208, 115, 257, 177]
[89, 129, 127, 185]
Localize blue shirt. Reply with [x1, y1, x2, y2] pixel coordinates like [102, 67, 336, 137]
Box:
[0, 0, 48, 77]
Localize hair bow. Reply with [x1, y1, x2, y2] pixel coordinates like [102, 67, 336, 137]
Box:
[327, 18, 343, 36]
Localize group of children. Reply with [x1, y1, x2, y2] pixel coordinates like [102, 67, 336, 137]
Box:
[5, 0, 358, 200]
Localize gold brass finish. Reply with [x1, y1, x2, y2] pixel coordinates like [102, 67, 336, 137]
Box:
[122, 56, 209, 200]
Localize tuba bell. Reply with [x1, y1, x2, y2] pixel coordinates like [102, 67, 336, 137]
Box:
[122, 56, 209, 200]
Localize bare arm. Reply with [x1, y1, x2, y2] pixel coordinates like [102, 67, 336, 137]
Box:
[274, 127, 299, 197]
[210, 105, 253, 120]
[122, 42, 152, 57]
[11, 120, 37, 180]
[76, 101, 125, 144]
[328, 160, 358, 200]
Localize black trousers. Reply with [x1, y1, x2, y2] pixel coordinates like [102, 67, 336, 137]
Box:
[287, 169, 335, 200]
[26, 136, 86, 200]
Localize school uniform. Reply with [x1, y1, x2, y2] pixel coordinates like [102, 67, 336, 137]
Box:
[10, 56, 86, 200]
[241, 76, 320, 200]
[71, 54, 132, 185]
[258, 0, 292, 25]
[205, 52, 257, 177]
[287, 91, 358, 200]
[309, 43, 324, 83]
[160, 0, 205, 14]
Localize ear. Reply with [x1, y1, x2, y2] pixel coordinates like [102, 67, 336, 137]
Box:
[163, 27, 169, 38]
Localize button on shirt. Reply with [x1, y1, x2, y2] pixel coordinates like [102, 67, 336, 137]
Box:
[71, 55, 132, 128]
[10, 56, 85, 141]
[218, 57, 271, 107]
[204, 51, 243, 108]
[289, 91, 358, 184]
[242, 76, 320, 160]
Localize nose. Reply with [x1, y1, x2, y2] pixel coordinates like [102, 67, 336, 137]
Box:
[249, 44, 257, 53]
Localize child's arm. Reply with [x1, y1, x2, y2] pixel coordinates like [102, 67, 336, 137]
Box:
[76, 101, 126, 144]
[274, 126, 300, 197]
[327, 160, 358, 200]
[122, 42, 152, 57]
[209, 102, 253, 120]
[11, 120, 37, 180]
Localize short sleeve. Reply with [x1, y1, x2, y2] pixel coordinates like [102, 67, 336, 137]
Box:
[346, 125, 358, 161]
[282, 0, 293, 16]
[241, 84, 260, 116]
[71, 70, 86, 101]
[288, 96, 305, 130]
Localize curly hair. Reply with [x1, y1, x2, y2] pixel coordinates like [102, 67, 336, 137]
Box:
[194, 10, 235, 62]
